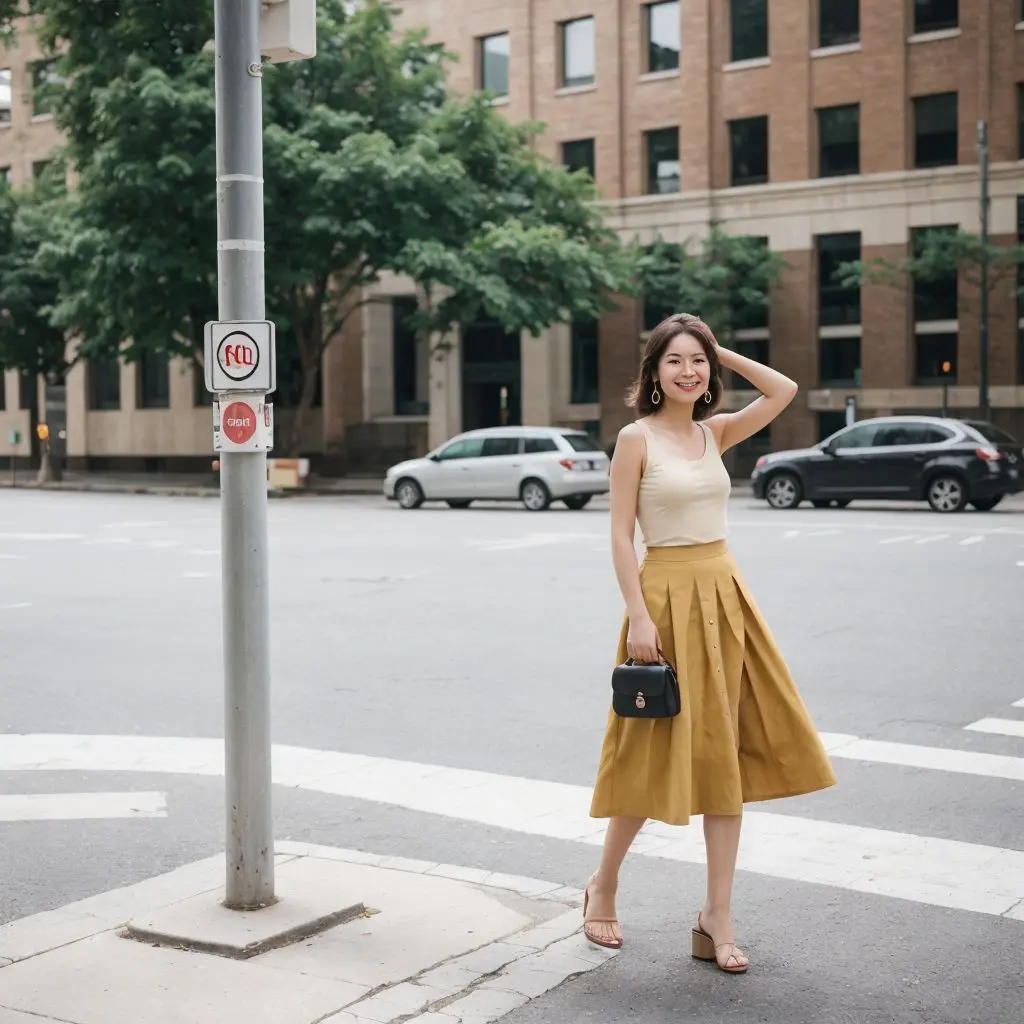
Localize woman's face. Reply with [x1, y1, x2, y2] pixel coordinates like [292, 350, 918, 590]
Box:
[654, 331, 711, 408]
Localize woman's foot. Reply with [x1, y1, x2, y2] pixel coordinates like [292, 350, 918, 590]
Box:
[692, 907, 748, 973]
[582, 874, 623, 949]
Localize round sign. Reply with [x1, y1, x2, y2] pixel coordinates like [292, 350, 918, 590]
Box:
[222, 401, 257, 445]
[216, 330, 260, 383]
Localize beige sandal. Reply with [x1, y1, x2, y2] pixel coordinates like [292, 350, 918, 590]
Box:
[582, 886, 624, 950]
[691, 913, 748, 973]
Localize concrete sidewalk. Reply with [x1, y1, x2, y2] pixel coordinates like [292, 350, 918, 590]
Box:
[0, 843, 615, 1024]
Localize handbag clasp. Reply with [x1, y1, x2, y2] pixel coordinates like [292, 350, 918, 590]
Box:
[635, 692, 646, 710]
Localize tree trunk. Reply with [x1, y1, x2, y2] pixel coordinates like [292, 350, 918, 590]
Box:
[282, 362, 321, 457]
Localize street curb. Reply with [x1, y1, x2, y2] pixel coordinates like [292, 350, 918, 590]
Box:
[0, 481, 386, 499]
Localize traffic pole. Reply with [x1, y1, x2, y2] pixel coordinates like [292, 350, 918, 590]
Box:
[214, 0, 275, 909]
[977, 120, 990, 423]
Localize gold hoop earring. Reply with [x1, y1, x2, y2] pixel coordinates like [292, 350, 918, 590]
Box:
[651, 383, 661, 406]
[704, 389, 712, 404]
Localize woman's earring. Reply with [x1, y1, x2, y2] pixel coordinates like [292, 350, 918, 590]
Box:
[704, 389, 712, 404]
[651, 382, 661, 406]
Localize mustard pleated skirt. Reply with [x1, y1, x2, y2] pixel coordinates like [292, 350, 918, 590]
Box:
[590, 541, 836, 826]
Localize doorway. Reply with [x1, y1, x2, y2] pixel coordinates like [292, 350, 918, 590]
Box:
[461, 321, 521, 431]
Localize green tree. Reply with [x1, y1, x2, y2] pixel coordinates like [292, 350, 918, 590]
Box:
[29, 0, 630, 454]
[634, 223, 787, 346]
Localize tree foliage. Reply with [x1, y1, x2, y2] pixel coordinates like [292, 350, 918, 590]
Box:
[16, 0, 631, 455]
[836, 227, 1024, 300]
[635, 224, 787, 345]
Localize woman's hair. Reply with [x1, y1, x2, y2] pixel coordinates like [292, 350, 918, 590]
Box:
[626, 313, 724, 420]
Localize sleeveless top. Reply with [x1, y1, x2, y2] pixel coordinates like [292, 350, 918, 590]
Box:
[635, 418, 731, 547]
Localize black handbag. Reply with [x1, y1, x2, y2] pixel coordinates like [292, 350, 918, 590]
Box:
[611, 658, 681, 719]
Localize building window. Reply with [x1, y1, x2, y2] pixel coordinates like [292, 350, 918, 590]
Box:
[18, 372, 35, 411]
[820, 337, 861, 386]
[915, 333, 957, 385]
[914, 0, 958, 34]
[818, 104, 859, 177]
[732, 338, 769, 390]
[818, 233, 861, 326]
[561, 17, 595, 88]
[89, 356, 121, 411]
[137, 350, 170, 409]
[730, 0, 768, 62]
[912, 226, 958, 321]
[193, 363, 213, 407]
[0, 367, 5, 410]
[818, 411, 848, 441]
[478, 33, 509, 97]
[0, 68, 10, 124]
[31, 59, 62, 117]
[562, 138, 595, 178]
[913, 92, 958, 168]
[570, 319, 599, 405]
[645, 127, 680, 194]
[645, 1, 681, 73]
[0, 167, 10, 187]
[393, 296, 427, 416]
[729, 116, 768, 186]
[31, 160, 51, 181]
[1018, 85, 1023, 159]
[819, 0, 859, 48]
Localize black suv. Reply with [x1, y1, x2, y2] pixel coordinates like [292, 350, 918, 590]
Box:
[751, 417, 1023, 513]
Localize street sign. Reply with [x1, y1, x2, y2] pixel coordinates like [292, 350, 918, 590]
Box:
[204, 320, 276, 394]
[213, 392, 274, 453]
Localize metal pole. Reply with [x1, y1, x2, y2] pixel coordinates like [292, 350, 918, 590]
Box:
[977, 120, 990, 422]
[214, 0, 274, 909]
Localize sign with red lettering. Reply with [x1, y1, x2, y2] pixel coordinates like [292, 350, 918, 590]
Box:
[204, 320, 276, 394]
[222, 401, 258, 445]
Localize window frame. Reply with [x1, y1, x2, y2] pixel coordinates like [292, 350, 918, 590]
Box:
[478, 32, 510, 97]
[570, 318, 600, 405]
[137, 349, 170, 410]
[729, 0, 768, 63]
[560, 16, 595, 89]
[818, 336, 862, 388]
[644, 126, 680, 194]
[729, 115, 769, 187]
[89, 355, 122, 412]
[817, 232, 862, 327]
[913, 0, 958, 35]
[818, 0, 859, 48]
[817, 103, 860, 178]
[561, 137, 596, 179]
[913, 92, 958, 169]
[644, 0, 681, 73]
[914, 331, 958, 385]
[30, 58, 62, 118]
[911, 226, 959, 322]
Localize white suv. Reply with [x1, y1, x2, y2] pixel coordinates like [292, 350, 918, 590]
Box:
[383, 426, 610, 511]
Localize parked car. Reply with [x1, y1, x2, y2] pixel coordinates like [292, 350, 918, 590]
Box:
[751, 416, 1023, 513]
[383, 426, 610, 511]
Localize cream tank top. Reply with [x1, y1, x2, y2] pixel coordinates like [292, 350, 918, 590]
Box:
[635, 418, 731, 547]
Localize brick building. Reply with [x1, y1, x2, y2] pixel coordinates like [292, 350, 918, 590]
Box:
[1, 0, 1023, 475]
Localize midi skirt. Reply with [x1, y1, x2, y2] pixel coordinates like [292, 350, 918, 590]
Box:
[590, 541, 836, 826]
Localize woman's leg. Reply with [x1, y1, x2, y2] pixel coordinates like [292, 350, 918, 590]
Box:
[584, 815, 645, 944]
[700, 812, 748, 969]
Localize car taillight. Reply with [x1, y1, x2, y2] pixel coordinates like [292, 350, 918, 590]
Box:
[976, 446, 1003, 462]
[559, 458, 576, 470]
[755, 456, 766, 469]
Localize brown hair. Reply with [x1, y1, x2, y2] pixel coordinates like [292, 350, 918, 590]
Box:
[626, 313, 724, 419]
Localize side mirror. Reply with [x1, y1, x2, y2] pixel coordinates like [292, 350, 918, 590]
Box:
[428, 453, 441, 462]
[822, 439, 838, 457]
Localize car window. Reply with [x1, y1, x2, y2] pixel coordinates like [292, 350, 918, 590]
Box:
[831, 423, 878, 449]
[481, 437, 520, 457]
[524, 437, 558, 454]
[437, 438, 484, 460]
[875, 424, 954, 447]
[562, 433, 602, 453]
[965, 421, 1018, 445]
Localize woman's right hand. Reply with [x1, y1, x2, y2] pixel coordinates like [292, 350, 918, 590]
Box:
[626, 615, 661, 664]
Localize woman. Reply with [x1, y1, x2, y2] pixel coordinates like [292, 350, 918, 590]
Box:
[583, 313, 836, 973]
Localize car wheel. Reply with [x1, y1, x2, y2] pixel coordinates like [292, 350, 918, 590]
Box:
[765, 472, 803, 510]
[446, 500, 472, 509]
[970, 496, 1002, 512]
[395, 478, 424, 510]
[520, 479, 551, 511]
[926, 474, 968, 513]
[563, 496, 591, 510]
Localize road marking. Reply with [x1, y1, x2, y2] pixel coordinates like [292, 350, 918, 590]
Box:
[1012, 698, 1024, 709]
[959, 536, 984, 546]
[782, 530, 800, 539]
[104, 521, 170, 529]
[0, 553, 26, 560]
[0, 791, 167, 822]
[804, 529, 843, 537]
[0, 533, 82, 541]
[0, 602, 31, 611]
[964, 718, 1024, 739]
[189, 549, 220, 556]
[879, 535, 918, 545]
[2, 734, 1023, 919]
[181, 571, 215, 579]
[731, 520, 1024, 537]
[469, 533, 603, 552]
[915, 534, 949, 545]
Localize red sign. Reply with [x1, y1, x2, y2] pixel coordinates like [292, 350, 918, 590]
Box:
[222, 401, 257, 445]
[216, 330, 260, 382]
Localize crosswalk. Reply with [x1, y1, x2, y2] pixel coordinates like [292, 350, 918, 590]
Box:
[2, 712, 1023, 923]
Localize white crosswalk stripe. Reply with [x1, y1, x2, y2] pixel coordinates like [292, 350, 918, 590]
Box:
[2, 733, 1023, 921]
[0, 791, 167, 822]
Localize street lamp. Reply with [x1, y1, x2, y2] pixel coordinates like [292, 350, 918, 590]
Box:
[941, 359, 952, 418]
[978, 120, 990, 421]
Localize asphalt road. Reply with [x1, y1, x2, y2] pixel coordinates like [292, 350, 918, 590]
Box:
[2, 489, 1023, 1023]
